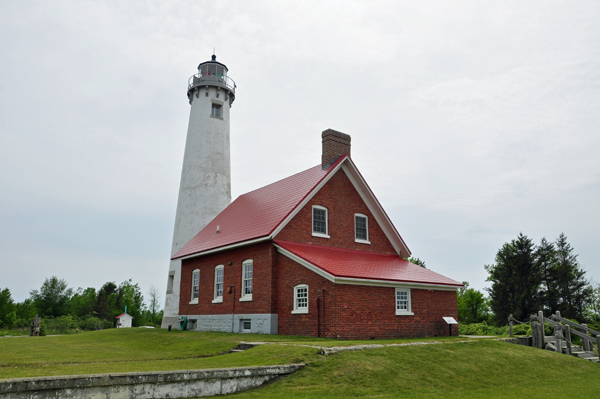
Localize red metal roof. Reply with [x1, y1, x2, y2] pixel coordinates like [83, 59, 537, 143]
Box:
[173, 157, 345, 259]
[275, 240, 462, 287]
[115, 313, 131, 319]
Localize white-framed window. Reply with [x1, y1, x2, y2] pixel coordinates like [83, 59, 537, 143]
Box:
[312, 205, 329, 238]
[395, 288, 413, 316]
[292, 284, 309, 314]
[240, 319, 251, 333]
[211, 103, 222, 118]
[354, 213, 370, 244]
[190, 269, 200, 304]
[240, 259, 253, 301]
[213, 265, 224, 303]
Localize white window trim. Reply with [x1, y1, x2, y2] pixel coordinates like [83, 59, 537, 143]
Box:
[395, 288, 414, 316]
[240, 319, 252, 333]
[240, 259, 253, 302]
[190, 269, 200, 304]
[292, 284, 309, 314]
[312, 205, 330, 238]
[354, 213, 370, 244]
[212, 265, 224, 303]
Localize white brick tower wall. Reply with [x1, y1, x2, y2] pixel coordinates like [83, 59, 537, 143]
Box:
[161, 56, 235, 329]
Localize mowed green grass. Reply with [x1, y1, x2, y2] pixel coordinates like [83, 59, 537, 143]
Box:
[2, 330, 600, 398]
[229, 340, 600, 398]
[0, 329, 321, 379]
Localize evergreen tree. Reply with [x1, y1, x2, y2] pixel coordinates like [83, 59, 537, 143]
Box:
[485, 233, 541, 324]
[95, 282, 118, 321]
[552, 233, 591, 319]
[0, 288, 16, 329]
[68, 287, 97, 317]
[535, 237, 558, 313]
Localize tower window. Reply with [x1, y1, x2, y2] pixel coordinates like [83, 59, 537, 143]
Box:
[211, 103, 222, 118]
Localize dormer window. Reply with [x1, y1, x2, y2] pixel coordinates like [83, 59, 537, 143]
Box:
[312, 205, 329, 238]
[355, 213, 370, 244]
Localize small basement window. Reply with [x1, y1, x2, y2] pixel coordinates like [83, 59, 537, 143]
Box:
[241, 319, 251, 333]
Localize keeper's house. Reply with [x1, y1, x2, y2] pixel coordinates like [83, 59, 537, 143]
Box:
[173, 130, 462, 339]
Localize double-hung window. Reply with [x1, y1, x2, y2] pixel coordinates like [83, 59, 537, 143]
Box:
[240, 259, 253, 301]
[292, 284, 309, 314]
[213, 265, 224, 303]
[355, 213, 370, 244]
[395, 288, 413, 315]
[312, 205, 329, 238]
[190, 269, 200, 304]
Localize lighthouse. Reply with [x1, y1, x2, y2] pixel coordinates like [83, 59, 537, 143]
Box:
[161, 55, 236, 328]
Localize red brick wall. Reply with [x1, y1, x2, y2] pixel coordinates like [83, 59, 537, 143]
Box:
[179, 241, 276, 315]
[276, 169, 397, 254]
[276, 254, 458, 339]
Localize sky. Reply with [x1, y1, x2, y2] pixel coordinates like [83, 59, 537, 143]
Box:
[1, 1, 599, 304]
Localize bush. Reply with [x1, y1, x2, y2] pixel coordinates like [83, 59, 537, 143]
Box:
[459, 321, 509, 336]
[511, 324, 531, 336]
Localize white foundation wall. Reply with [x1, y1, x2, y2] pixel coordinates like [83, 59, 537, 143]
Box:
[162, 86, 232, 328]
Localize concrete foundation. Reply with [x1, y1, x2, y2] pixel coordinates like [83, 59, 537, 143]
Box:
[0, 364, 301, 399]
[183, 314, 278, 334]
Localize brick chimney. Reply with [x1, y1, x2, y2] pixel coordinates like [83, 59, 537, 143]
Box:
[321, 129, 351, 168]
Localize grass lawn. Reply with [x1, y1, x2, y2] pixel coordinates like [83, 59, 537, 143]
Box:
[2, 329, 600, 398]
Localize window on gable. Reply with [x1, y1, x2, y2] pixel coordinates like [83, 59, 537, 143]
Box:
[312, 206, 329, 238]
[292, 284, 309, 314]
[395, 288, 413, 316]
[190, 269, 200, 304]
[240, 259, 253, 301]
[211, 103, 222, 118]
[213, 265, 224, 303]
[355, 213, 370, 244]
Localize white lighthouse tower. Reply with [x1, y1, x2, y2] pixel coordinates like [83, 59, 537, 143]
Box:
[161, 55, 236, 329]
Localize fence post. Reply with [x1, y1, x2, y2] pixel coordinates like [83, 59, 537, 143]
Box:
[596, 335, 600, 355]
[582, 324, 590, 352]
[565, 325, 572, 355]
[538, 311, 545, 349]
[556, 325, 563, 353]
[556, 310, 561, 319]
[509, 314, 513, 337]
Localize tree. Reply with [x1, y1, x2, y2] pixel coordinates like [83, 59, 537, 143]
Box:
[95, 282, 118, 321]
[116, 279, 146, 327]
[407, 257, 427, 269]
[68, 287, 97, 317]
[29, 277, 73, 317]
[457, 282, 489, 324]
[0, 288, 16, 329]
[485, 233, 541, 324]
[15, 298, 37, 325]
[551, 233, 591, 320]
[147, 285, 162, 325]
[535, 237, 558, 313]
[584, 282, 600, 322]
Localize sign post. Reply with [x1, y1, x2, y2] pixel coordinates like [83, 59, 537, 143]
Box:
[443, 317, 458, 336]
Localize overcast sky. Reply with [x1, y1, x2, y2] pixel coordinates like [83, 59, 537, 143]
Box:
[1, 1, 599, 304]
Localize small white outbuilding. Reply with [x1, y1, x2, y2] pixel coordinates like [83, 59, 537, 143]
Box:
[116, 313, 133, 328]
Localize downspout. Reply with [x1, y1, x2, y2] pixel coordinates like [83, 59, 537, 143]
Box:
[230, 285, 236, 333]
[316, 297, 320, 337]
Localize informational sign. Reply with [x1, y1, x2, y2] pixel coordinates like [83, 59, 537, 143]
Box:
[443, 317, 458, 325]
